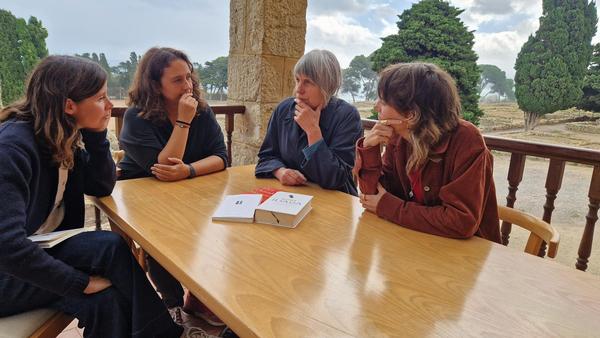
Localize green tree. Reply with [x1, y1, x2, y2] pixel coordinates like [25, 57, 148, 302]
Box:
[514, 0, 597, 130]
[371, 0, 482, 124]
[478, 64, 515, 101]
[113, 52, 140, 98]
[578, 43, 600, 112]
[342, 55, 378, 102]
[198, 56, 228, 101]
[76, 52, 120, 98]
[0, 10, 48, 105]
[341, 68, 360, 102]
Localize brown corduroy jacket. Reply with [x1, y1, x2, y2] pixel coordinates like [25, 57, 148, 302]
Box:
[355, 120, 501, 243]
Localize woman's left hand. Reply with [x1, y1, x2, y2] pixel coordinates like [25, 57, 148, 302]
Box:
[294, 99, 322, 136]
[360, 183, 387, 213]
[151, 157, 190, 181]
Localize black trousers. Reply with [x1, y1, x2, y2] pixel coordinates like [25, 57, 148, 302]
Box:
[0, 231, 183, 338]
[146, 254, 184, 308]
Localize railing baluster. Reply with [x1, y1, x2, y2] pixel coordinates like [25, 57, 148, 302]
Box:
[212, 105, 245, 167]
[539, 159, 566, 257]
[577, 165, 600, 271]
[501, 153, 526, 245]
[225, 113, 234, 167]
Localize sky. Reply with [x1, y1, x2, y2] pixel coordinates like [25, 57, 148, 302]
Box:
[2, 0, 598, 79]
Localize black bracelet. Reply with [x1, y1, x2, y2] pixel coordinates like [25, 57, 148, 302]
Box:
[187, 163, 196, 178]
[175, 119, 191, 126]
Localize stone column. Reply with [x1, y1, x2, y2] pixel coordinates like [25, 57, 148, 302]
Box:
[228, 0, 307, 165]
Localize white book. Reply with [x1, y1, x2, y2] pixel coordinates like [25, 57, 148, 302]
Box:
[254, 192, 313, 228]
[27, 226, 96, 249]
[212, 194, 263, 223]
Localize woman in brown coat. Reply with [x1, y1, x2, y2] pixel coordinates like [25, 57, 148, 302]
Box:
[355, 62, 501, 243]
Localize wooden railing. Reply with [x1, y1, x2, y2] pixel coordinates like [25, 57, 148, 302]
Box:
[110, 105, 246, 166]
[362, 118, 600, 272]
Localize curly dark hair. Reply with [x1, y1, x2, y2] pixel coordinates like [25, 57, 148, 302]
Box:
[128, 47, 207, 123]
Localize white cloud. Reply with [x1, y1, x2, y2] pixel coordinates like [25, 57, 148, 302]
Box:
[306, 14, 393, 68]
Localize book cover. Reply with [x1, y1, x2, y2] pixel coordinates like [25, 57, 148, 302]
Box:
[246, 187, 281, 203]
[255, 192, 313, 228]
[212, 194, 263, 223]
[28, 226, 96, 249]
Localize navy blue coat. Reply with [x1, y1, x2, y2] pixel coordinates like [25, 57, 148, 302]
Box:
[0, 119, 115, 296]
[255, 97, 363, 195]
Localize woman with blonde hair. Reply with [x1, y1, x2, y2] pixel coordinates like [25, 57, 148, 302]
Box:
[0, 55, 192, 337]
[355, 62, 501, 243]
[255, 49, 363, 195]
[118, 47, 227, 328]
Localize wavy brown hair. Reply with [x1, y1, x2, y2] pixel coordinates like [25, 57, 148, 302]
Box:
[378, 62, 461, 173]
[0, 55, 107, 169]
[128, 47, 207, 123]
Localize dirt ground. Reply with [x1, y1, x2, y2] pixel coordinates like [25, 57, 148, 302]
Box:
[96, 101, 600, 275]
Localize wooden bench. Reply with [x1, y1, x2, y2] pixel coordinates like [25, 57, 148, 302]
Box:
[0, 310, 72, 338]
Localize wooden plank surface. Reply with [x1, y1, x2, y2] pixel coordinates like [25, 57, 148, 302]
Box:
[94, 165, 600, 338]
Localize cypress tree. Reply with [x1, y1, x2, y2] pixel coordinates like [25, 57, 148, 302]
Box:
[578, 43, 600, 112]
[0, 10, 48, 105]
[514, 0, 597, 130]
[371, 0, 482, 124]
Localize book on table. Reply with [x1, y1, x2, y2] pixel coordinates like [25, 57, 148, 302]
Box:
[211, 194, 263, 223]
[245, 187, 280, 203]
[27, 226, 96, 249]
[254, 191, 313, 228]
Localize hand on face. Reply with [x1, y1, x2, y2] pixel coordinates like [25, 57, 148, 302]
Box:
[177, 92, 198, 123]
[274, 167, 307, 186]
[151, 157, 190, 182]
[359, 183, 387, 213]
[293, 98, 322, 134]
[362, 119, 406, 147]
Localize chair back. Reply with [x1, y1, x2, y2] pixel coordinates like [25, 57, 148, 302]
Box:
[497, 205, 560, 258]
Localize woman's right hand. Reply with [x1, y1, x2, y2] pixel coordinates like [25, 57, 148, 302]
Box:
[84, 276, 112, 294]
[274, 167, 307, 186]
[177, 92, 198, 123]
[363, 122, 395, 147]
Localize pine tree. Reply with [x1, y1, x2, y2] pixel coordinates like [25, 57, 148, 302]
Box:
[578, 43, 600, 112]
[514, 0, 597, 130]
[478, 64, 515, 101]
[371, 0, 482, 124]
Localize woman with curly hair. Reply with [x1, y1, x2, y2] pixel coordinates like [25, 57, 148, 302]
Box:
[118, 47, 227, 328]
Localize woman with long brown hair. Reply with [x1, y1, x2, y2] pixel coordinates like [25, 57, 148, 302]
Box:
[118, 47, 227, 328]
[355, 62, 501, 243]
[0, 55, 192, 337]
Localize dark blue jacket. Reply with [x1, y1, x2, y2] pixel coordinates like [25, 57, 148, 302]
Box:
[0, 119, 116, 297]
[118, 106, 228, 180]
[255, 97, 363, 195]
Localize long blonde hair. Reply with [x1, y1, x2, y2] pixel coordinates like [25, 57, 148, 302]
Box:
[0, 55, 107, 169]
[378, 62, 460, 173]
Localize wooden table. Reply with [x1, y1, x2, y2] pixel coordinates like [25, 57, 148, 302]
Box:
[94, 165, 600, 337]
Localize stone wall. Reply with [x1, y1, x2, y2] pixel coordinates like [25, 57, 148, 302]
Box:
[228, 0, 307, 166]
